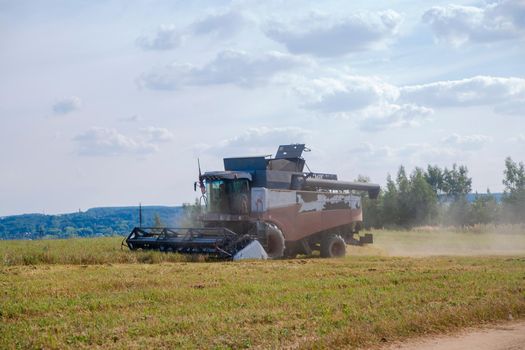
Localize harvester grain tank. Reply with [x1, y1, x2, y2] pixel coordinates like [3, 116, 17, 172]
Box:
[126, 144, 380, 259]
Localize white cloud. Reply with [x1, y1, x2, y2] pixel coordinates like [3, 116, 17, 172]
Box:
[265, 10, 402, 56]
[349, 142, 394, 159]
[509, 134, 525, 143]
[494, 99, 525, 115]
[359, 104, 433, 132]
[139, 49, 310, 90]
[441, 133, 492, 150]
[141, 126, 174, 143]
[137, 10, 249, 51]
[350, 135, 491, 168]
[199, 126, 311, 157]
[136, 25, 184, 51]
[296, 75, 432, 132]
[220, 126, 309, 147]
[298, 76, 399, 113]
[73, 126, 174, 156]
[350, 142, 460, 165]
[400, 76, 525, 111]
[297, 74, 525, 131]
[52, 96, 82, 114]
[119, 115, 142, 123]
[191, 10, 249, 37]
[422, 1, 525, 47]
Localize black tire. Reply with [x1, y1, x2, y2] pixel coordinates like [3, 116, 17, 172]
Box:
[265, 224, 285, 259]
[320, 234, 346, 258]
[283, 241, 301, 259]
[284, 249, 297, 259]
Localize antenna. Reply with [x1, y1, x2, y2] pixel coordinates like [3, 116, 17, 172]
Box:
[139, 202, 142, 228]
[197, 158, 208, 205]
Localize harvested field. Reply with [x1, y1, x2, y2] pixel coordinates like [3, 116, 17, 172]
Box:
[1, 228, 524, 349]
[352, 225, 525, 257]
[2, 227, 525, 267]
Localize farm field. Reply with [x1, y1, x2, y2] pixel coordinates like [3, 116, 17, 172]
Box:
[351, 225, 525, 257]
[1, 228, 525, 349]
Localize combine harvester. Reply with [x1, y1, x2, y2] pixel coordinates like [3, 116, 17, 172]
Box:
[125, 144, 380, 260]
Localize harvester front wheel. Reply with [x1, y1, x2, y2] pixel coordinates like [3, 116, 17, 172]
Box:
[320, 234, 346, 258]
[265, 224, 285, 259]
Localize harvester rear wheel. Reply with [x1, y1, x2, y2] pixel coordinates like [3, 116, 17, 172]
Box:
[320, 234, 346, 258]
[265, 224, 285, 259]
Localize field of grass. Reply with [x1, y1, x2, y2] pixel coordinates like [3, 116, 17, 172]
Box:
[1, 228, 524, 349]
[353, 225, 525, 257]
[0, 236, 189, 266]
[2, 226, 525, 266]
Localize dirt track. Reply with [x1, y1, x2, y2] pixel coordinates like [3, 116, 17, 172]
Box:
[383, 320, 525, 350]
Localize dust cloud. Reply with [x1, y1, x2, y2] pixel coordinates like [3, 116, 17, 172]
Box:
[351, 226, 525, 257]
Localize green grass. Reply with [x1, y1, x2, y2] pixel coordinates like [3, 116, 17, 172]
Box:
[2, 226, 524, 266]
[362, 225, 525, 257]
[1, 228, 524, 349]
[0, 237, 189, 266]
[1, 257, 524, 349]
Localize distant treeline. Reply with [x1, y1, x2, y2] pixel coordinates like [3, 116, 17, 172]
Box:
[0, 206, 185, 240]
[362, 157, 525, 228]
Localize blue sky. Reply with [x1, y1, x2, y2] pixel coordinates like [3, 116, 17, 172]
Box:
[1, 0, 524, 215]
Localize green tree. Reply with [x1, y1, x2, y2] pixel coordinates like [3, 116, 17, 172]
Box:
[503, 157, 525, 193]
[64, 226, 78, 238]
[442, 164, 472, 199]
[409, 168, 438, 225]
[396, 166, 412, 226]
[437, 164, 473, 226]
[180, 199, 204, 227]
[469, 190, 499, 224]
[382, 174, 399, 226]
[153, 213, 164, 228]
[376, 166, 439, 227]
[445, 196, 470, 226]
[78, 227, 94, 236]
[502, 157, 525, 223]
[356, 175, 384, 229]
[424, 165, 444, 194]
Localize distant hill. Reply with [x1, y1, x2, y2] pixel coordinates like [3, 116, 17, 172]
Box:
[0, 206, 185, 240]
[0, 192, 506, 240]
[466, 193, 503, 203]
[438, 192, 504, 204]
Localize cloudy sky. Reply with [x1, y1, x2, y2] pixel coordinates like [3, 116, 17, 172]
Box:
[1, 0, 524, 216]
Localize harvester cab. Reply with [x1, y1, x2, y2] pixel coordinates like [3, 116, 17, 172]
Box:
[126, 144, 380, 260]
[201, 171, 251, 215]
